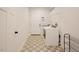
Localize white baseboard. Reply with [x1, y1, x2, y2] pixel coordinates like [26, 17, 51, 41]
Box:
[30, 34, 41, 36]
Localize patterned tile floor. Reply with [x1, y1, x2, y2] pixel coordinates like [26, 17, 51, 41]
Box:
[20, 36, 64, 52]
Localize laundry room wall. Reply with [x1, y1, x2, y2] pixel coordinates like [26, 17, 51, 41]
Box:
[29, 8, 50, 34]
[49, 7, 79, 50]
[0, 8, 7, 51]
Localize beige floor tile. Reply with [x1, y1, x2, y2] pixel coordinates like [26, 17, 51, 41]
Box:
[20, 36, 64, 52]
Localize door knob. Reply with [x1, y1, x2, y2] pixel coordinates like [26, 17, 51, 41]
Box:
[14, 31, 18, 34]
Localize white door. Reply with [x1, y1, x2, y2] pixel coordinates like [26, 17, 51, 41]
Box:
[6, 9, 18, 52]
[0, 10, 7, 51]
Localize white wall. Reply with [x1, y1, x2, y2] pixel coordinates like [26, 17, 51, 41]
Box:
[30, 8, 50, 34]
[0, 9, 7, 51]
[0, 8, 30, 51]
[49, 7, 79, 49]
